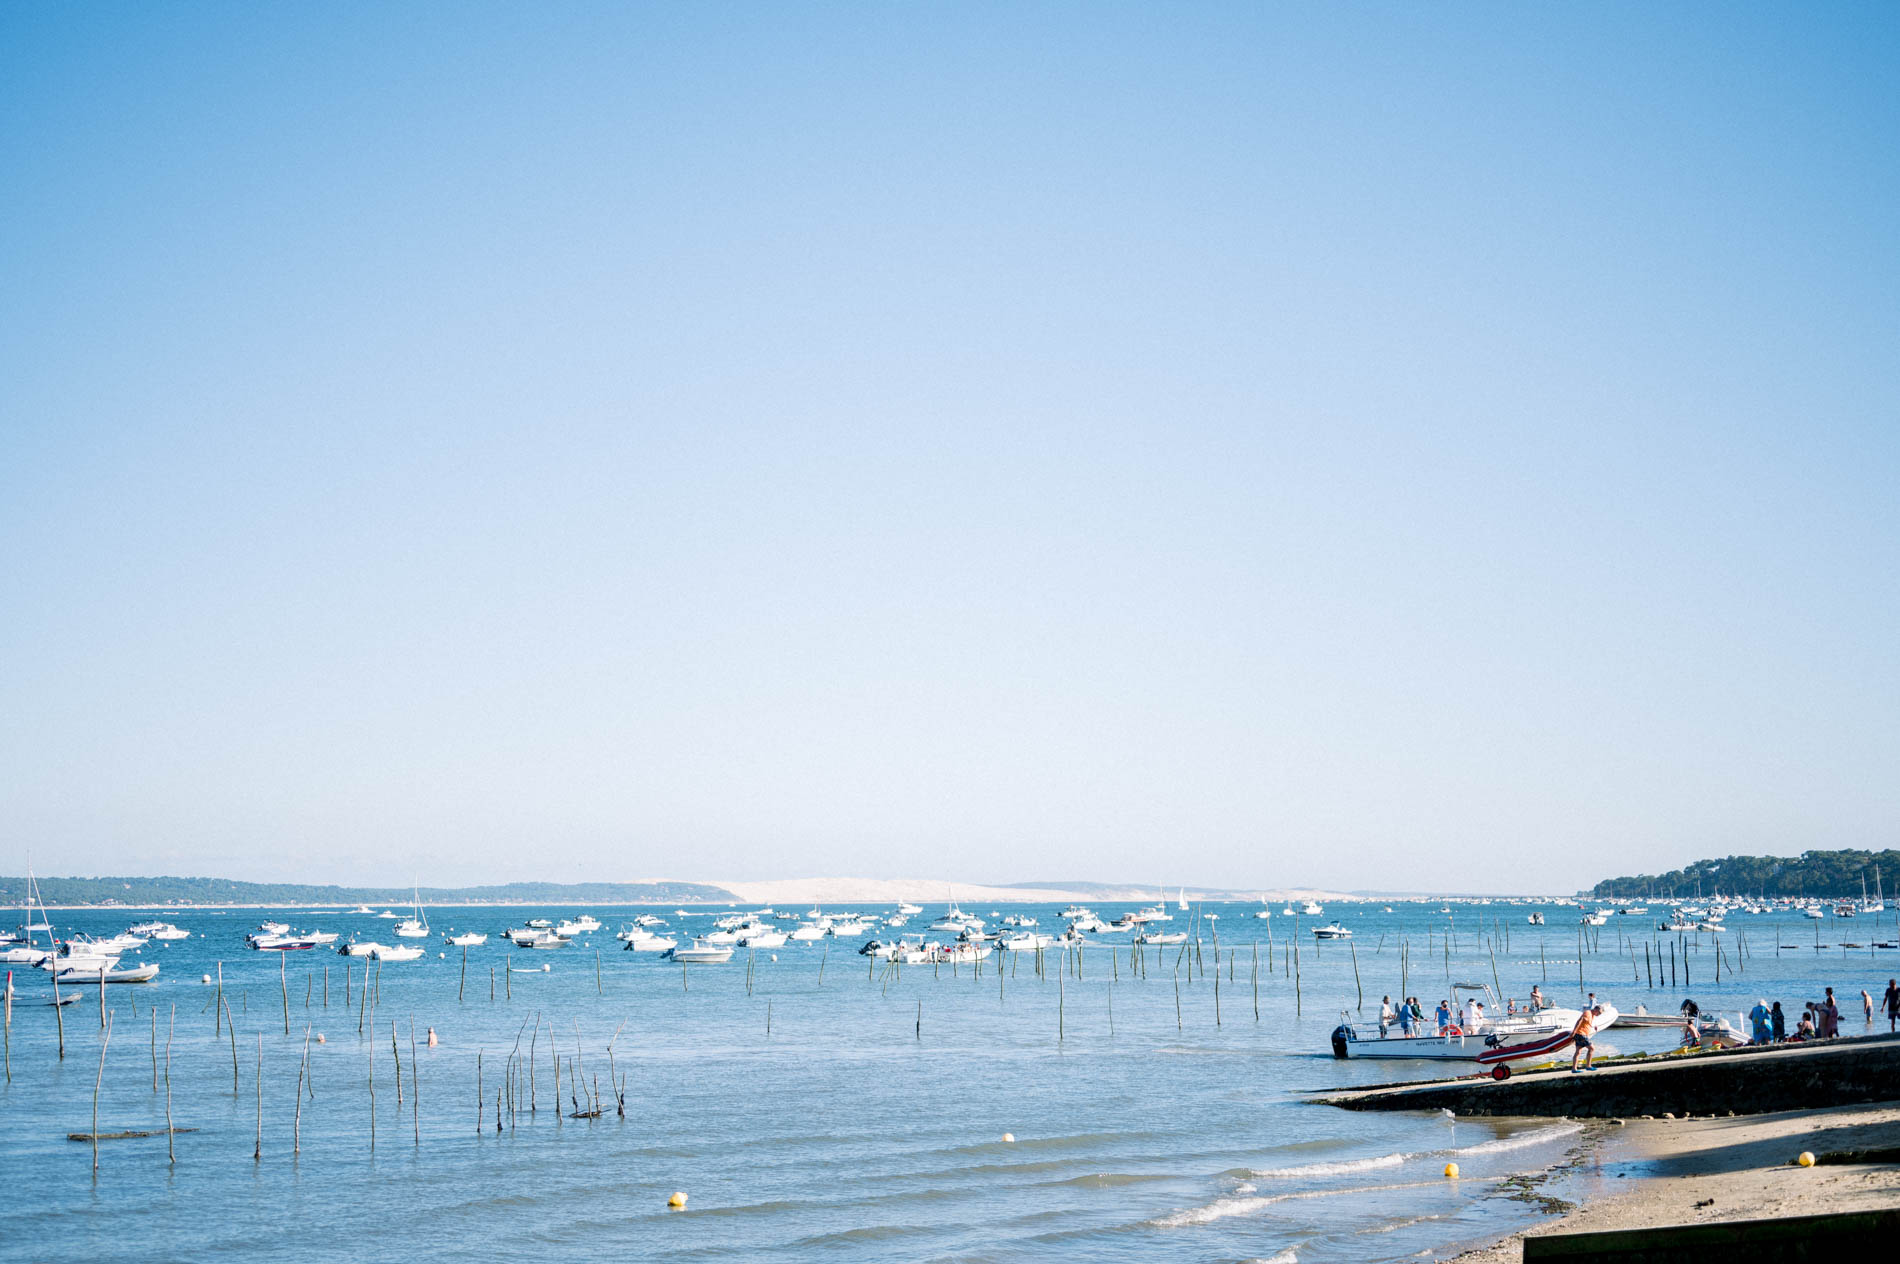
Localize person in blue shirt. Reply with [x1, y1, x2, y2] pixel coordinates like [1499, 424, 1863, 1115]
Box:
[1748, 999, 1771, 1044]
[1435, 1000, 1452, 1034]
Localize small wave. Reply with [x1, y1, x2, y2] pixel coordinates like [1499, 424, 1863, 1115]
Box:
[1148, 1179, 1444, 1228]
[1453, 1123, 1582, 1156]
[1150, 1193, 1281, 1228]
[1242, 1252, 1298, 1264]
[1247, 1151, 1408, 1179]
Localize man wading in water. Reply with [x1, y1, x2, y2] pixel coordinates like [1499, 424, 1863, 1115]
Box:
[1570, 1005, 1603, 1073]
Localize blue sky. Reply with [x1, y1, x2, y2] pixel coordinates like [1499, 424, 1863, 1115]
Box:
[2, 4, 1895, 892]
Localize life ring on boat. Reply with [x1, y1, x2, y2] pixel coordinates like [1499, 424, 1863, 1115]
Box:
[1444, 1025, 1462, 1037]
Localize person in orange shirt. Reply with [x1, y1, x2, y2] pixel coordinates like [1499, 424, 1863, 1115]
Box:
[1571, 1005, 1603, 1073]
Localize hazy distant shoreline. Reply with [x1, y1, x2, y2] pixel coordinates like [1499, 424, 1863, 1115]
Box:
[9, 873, 1401, 910]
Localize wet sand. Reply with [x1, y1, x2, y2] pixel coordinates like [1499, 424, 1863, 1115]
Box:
[1451, 1102, 1900, 1261]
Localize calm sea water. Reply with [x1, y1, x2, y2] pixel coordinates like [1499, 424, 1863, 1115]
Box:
[2, 900, 1892, 1263]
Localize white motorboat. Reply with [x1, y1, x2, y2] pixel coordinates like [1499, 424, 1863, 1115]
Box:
[897, 901, 922, 915]
[338, 940, 387, 957]
[376, 910, 399, 919]
[1526, 912, 1545, 925]
[446, 932, 487, 947]
[370, 943, 424, 962]
[54, 961, 160, 985]
[127, 920, 169, 935]
[622, 934, 677, 953]
[348, 905, 375, 915]
[1579, 911, 1608, 926]
[515, 931, 569, 949]
[1253, 908, 1272, 919]
[1002, 914, 1038, 928]
[736, 927, 787, 948]
[257, 921, 292, 936]
[635, 914, 665, 927]
[828, 918, 872, 936]
[664, 939, 734, 964]
[1311, 922, 1352, 940]
[249, 933, 321, 951]
[0, 945, 53, 965]
[43, 945, 121, 973]
[1134, 930, 1186, 945]
[1301, 901, 1324, 916]
[1332, 1002, 1620, 1064]
[67, 932, 146, 955]
[788, 923, 829, 942]
[151, 924, 191, 940]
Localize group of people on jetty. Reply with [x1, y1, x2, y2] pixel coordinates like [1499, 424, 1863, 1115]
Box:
[1719, 978, 1900, 1045]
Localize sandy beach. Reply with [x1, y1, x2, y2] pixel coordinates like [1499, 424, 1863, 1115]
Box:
[1452, 1102, 1900, 1261]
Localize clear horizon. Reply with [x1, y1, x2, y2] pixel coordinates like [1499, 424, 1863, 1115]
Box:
[4, 5, 1896, 894]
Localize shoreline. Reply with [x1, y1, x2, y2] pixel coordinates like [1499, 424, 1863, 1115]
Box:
[1446, 1102, 1900, 1261]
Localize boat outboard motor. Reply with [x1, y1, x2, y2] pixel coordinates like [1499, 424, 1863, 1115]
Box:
[1330, 1024, 1354, 1059]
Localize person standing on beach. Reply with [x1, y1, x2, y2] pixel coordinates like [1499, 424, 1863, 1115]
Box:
[1771, 1001, 1786, 1042]
[1822, 988, 1841, 1038]
[1748, 999, 1771, 1044]
[1570, 1006, 1601, 1072]
[1862, 990, 1874, 1024]
[1883, 979, 1899, 1032]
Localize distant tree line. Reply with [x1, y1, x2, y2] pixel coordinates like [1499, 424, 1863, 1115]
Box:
[0, 874, 739, 906]
[1590, 850, 1900, 900]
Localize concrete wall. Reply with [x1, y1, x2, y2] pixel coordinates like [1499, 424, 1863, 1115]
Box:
[1321, 1033, 1900, 1118]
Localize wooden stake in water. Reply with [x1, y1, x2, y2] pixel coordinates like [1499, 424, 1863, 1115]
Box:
[224, 996, 238, 1092]
[1251, 942, 1259, 1021]
[281, 952, 290, 1035]
[253, 1034, 263, 1161]
[294, 1025, 310, 1154]
[460, 947, 467, 1001]
[410, 1019, 419, 1147]
[91, 1010, 113, 1173]
[1350, 939, 1363, 1011]
[216, 962, 224, 1037]
[1058, 960, 1065, 1043]
[150, 1007, 157, 1091]
[164, 1005, 175, 1164]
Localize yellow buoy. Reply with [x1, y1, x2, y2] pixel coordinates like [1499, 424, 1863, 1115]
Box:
[1444, 1163, 1460, 1179]
[1002, 1133, 1016, 1143]
[667, 1192, 688, 1208]
[1797, 1152, 1815, 1168]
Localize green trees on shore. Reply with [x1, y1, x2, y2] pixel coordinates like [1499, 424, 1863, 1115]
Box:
[1591, 849, 1900, 900]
